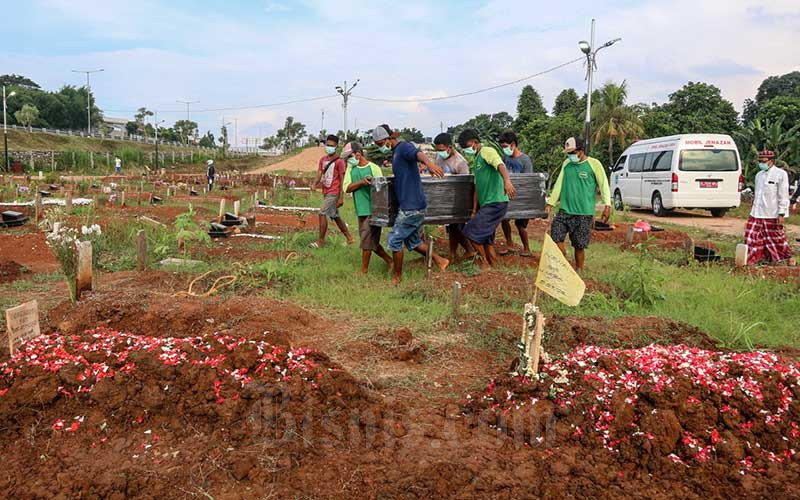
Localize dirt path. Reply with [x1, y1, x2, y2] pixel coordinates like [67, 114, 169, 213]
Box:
[248, 146, 324, 174]
[627, 209, 800, 240]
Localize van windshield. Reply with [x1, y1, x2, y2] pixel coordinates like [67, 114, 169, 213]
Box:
[679, 149, 738, 172]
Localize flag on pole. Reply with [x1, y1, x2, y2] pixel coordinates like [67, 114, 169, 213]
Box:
[534, 233, 586, 307]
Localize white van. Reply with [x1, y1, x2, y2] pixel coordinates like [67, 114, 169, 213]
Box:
[610, 134, 742, 217]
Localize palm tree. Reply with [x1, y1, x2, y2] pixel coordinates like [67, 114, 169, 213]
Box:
[591, 81, 644, 166]
[735, 117, 800, 185]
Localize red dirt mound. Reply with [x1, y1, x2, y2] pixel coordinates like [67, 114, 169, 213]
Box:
[0, 232, 59, 273]
[0, 260, 28, 284]
[462, 344, 800, 498]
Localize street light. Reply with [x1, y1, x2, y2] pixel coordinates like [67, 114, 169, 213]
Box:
[153, 112, 165, 169]
[3, 86, 16, 172]
[578, 19, 621, 155]
[176, 100, 199, 145]
[71, 69, 104, 135]
[335, 79, 359, 139]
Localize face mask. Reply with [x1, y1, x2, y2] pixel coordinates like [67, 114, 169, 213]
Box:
[437, 150, 450, 159]
[463, 147, 476, 156]
[325, 146, 336, 155]
[347, 157, 359, 167]
[758, 162, 769, 171]
[378, 144, 391, 154]
[568, 153, 580, 164]
[502, 147, 514, 157]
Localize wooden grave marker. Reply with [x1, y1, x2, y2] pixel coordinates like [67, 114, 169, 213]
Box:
[136, 230, 147, 271]
[75, 241, 93, 299]
[5, 300, 41, 356]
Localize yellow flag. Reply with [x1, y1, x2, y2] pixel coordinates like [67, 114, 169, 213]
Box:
[535, 233, 586, 307]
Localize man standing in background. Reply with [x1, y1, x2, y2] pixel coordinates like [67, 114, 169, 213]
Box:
[745, 149, 793, 265]
[206, 159, 215, 191]
[114, 156, 123, 175]
[311, 135, 353, 248]
[498, 131, 534, 256]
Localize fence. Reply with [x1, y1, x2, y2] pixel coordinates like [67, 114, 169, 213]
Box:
[5, 148, 253, 174]
[5, 123, 216, 150]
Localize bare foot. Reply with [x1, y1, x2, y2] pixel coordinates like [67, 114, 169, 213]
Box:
[359, 268, 368, 275]
[463, 252, 476, 261]
[346, 237, 354, 245]
[437, 257, 450, 272]
[392, 275, 402, 285]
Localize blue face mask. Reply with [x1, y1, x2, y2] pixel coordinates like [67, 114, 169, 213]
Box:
[568, 153, 580, 164]
[325, 146, 336, 155]
[437, 150, 450, 159]
[347, 157, 359, 167]
[463, 147, 476, 156]
[758, 162, 769, 171]
[502, 146, 514, 157]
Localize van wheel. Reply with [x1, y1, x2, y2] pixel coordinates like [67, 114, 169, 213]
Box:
[613, 190, 624, 211]
[710, 208, 727, 218]
[652, 192, 667, 217]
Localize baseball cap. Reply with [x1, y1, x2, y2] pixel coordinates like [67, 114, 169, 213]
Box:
[372, 124, 394, 142]
[340, 142, 363, 159]
[563, 137, 585, 154]
[757, 149, 775, 159]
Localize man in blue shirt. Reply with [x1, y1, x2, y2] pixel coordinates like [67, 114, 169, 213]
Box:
[372, 124, 449, 284]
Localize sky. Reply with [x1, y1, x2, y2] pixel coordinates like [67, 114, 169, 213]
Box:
[2, 0, 799, 146]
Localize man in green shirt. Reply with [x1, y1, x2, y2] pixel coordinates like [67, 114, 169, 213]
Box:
[457, 129, 517, 270]
[545, 137, 611, 272]
[341, 142, 393, 274]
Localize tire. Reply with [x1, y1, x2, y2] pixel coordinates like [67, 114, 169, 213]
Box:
[710, 208, 727, 218]
[652, 192, 667, 217]
[613, 190, 624, 211]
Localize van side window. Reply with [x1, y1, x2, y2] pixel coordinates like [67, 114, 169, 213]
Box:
[652, 151, 674, 172]
[613, 155, 627, 172]
[642, 153, 656, 172]
[628, 154, 645, 173]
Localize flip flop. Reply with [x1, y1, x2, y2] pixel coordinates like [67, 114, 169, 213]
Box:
[309, 241, 322, 249]
[519, 251, 533, 257]
[498, 248, 511, 256]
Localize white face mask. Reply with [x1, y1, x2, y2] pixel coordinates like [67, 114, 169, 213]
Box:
[325, 146, 336, 155]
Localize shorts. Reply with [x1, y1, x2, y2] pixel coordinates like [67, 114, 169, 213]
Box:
[387, 209, 425, 252]
[320, 194, 340, 219]
[446, 223, 465, 236]
[514, 218, 529, 229]
[464, 202, 508, 245]
[358, 216, 382, 251]
[550, 211, 593, 250]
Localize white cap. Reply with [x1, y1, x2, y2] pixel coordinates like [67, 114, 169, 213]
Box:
[207, 159, 214, 164]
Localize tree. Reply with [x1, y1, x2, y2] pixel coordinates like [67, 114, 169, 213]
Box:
[553, 89, 581, 117]
[198, 131, 216, 148]
[398, 127, 424, 143]
[448, 112, 514, 142]
[591, 81, 644, 166]
[135, 107, 154, 137]
[758, 96, 800, 134]
[661, 82, 738, 136]
[735, 117, 800, 185]
[14, 104, 40, 130]
[125, 121, 139, 136]
[173, 120, 199, 144]
[0, 74, 40, 89]
[755, 72, 800, 105]
[275, 117, 307, 152]
[514, 85, 547, 130]
[636, 103, 679, 139]
[220, 125, 230, 150]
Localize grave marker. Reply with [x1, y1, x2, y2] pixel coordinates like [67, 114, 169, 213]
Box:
[121, 191, 126, 206]
[234, 200, 241, 217]
[65, 192, 73, 213]
[5, 300, 40, 356]
[34, 193, 42, 222]
[452, 282, 462, 318]
[219, 199, 226, 222]
[75, 241, 93, 299]
[137, 230, 147, 271]
[735, 243, 748, 267]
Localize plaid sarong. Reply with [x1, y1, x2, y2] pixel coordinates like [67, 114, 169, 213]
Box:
[745, 216, 792, 264]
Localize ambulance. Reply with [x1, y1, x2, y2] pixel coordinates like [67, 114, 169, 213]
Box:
[610, 134, 742, 217]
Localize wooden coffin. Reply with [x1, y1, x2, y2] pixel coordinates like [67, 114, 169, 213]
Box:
[370, 173, 547, 227]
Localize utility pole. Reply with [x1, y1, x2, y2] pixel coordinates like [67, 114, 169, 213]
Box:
[335, 79, 359, 139]
[320, 109, 325, 137]
[578, 19, 621, 155]
[440, 121, 444, 133]
[71, 69, 104, 135]
[176, 99, 199, 145]
[234, 118, 238, 150]
[154, 112, 165, 169]
[3, 86, 17, 172]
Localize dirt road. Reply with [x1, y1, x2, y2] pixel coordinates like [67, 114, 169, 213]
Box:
[628, 209, 800, 240]
[249, 146, 324, 174]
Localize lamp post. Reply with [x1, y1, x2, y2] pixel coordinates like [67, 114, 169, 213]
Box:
[578, 19, 621, 154]
[221, 117, 232, 158]
[154, 112, 165, 169]
[176, 100, 199, 145]
[3, 86, 16, 173]
[335, 79, 359, 139]
[71, 69, 104, 135]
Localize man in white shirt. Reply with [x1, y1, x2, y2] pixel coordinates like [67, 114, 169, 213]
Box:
[433, 133, 474, 262]
[745, 149, 792, 265]
[114, 157, 122, 174]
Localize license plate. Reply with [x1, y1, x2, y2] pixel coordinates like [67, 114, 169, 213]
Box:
[699, 181, 718, 188]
